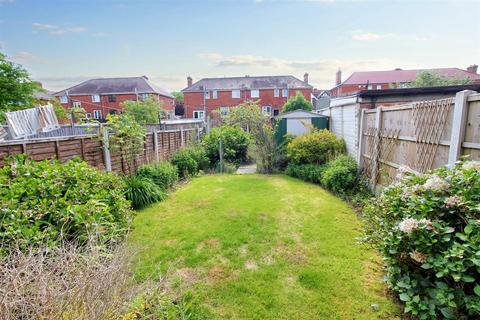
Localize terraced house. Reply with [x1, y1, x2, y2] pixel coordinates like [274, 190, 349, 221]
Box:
[54, 76, 175, 121]
[181, 74, 313, 119]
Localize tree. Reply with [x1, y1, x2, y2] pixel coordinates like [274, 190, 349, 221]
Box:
[282, 92, 312, 113]
[0, 51, 40, 120]
[171, 91, 184, 103]
[406, 71, 471, 88]
[224, 101, 267, 134]
[121, 97, 165, 124]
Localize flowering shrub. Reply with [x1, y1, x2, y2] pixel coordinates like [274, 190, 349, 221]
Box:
[362, 160, 480, 319]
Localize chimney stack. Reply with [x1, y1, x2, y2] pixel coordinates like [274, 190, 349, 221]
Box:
[187, 76, 193, 87]
[335, 69, 342, 86]
[467, 64, 478, 74]
[304, 72, 309, 84]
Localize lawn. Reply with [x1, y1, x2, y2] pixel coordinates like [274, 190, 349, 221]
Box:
[129, 174, 400, 319]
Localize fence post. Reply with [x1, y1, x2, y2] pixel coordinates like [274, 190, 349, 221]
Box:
[219, 138, 224, 174]
[153, 129, 159, 162]
[357, 108, 365, 166]
[102, 128, 112, 172]
[371, 107, 383, 188]
[448, 90, 475, 166]
[196, 125, 200, 142]
[180, 127, 185, 147]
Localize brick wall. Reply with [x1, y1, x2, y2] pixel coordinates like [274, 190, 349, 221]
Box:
[184, 88, 312, 118]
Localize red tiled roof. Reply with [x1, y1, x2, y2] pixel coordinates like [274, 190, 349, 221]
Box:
[342, 68, 480, 85]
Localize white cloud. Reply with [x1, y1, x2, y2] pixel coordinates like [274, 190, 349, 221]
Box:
[11, 51, 50, 64]
[32, 22, 87, 35]
[351, 30, 392, 41]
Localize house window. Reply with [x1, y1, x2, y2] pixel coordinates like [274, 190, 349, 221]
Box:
[282, 89, 288, 97]
[274, 88, 279, 97]
[262, 106, 272, 116]
[273, 109, 279, 116]
[193, 110, 205, 119]
[93, 110, 102, 120]
[109, 109, 117, 115]
[220, 106, 229, 117]
[108, 95, 116, 102]
[73, 101, 81, 108]
[85, 112, 92, 119]
[251, 89, 259, 98]
[232, 90, 240, 99]
[204, 91, 210, 99]
[376, 85, 382, 90]
[92, 94, 100, 103]
[367, 85, 373, 90]
[212, 90, 218, 99]
[141, 93, 149, 101]
[60, 95, 68, 104]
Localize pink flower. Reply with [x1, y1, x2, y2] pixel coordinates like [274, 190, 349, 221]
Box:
[444, 195, 462, 208]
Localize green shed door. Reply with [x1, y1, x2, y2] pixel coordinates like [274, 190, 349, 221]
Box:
[312, 117, 329, 130]
[274, 118, 287, 144]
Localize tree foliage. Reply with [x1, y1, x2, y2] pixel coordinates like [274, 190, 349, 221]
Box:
[171, 91, 184, 103]
[282, 92, 312, 113]
[224, 101, 267, 135]
[121, 97, 164, 124]
[406, 71, 471, 88]
[0, 51, 40, 120]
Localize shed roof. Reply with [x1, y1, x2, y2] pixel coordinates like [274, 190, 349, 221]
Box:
[277, 110, 327, 119]
[182, 75, 312, 92]
[54, 76, 173, 98]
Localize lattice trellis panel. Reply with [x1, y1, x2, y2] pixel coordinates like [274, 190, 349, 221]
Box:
[411, 98, 453, 172]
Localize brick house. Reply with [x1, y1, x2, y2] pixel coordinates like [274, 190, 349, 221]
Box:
[54, 76, 174, 121]
[181, 74, 313, 119]
[330, 65, 480, 98]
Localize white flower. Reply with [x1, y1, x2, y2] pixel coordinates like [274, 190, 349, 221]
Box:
[398, 218, 420, 233]
[418, 218, 433, 230]
[423, 174, 449, 191]
[444, 195, 462, 208]
[395, 165, 413, 181]
[462, 161, 480, 171]
[409, 250, 427, 264]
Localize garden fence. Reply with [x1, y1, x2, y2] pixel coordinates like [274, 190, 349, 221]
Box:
[358, 90, 480, 187]
[0, 125, 203, 175]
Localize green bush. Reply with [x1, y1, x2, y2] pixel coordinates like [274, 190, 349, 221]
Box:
[0, 156, 133, 251]
[362, 160, 480, 319]
[187, 144, 210, 171]
[215, 161, 238, 174]
[285, 163, 324, 184]
[123, 175, 166, 209]
[286, 129, 346, 165]
[171, 148, 199, 177]
[137, 162, 178, 190]
[321, 155, 359, 195]
[201, 125, 250, 165]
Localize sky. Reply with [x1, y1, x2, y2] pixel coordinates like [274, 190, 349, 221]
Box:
[0, 0, 479, 92]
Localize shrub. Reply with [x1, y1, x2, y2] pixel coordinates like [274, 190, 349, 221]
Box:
[0, 156, 133, 251]
[123, 175, 166, 209]
[286, 129, 346, 165]
[187, 144, 210, 171]
[321, 155, 359, 195]
[282, 91, 313, 113]
[215, 161, 238, 174]
[362, 160, 480, 319]
[136, 162, 178, 190]
[201, 125, 250, 165]
[171, 148, 199, 177]
[285, 163, 325, 183]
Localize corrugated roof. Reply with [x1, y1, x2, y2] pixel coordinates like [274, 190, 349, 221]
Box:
[341, 68, 480, 85]
[182, 75, 312, 92]
[54, 76, 173, 98]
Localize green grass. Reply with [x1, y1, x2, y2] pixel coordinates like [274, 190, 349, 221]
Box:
[129, 174, 400, 319]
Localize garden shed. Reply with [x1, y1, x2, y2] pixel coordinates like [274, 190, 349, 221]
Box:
[274, 110, 329, 143]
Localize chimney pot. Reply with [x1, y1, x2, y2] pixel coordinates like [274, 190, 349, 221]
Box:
[187, 76, 193, 87]
[467, 64, 478, 74]
[304, 72, 309, 84]
[335, 69, 342, 86]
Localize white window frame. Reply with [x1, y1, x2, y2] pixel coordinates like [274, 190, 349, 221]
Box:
[251, 89, 259, 98]
[92, 94, 100, 103]
[274, 88, 279, 97]
[262, 106, 272, 116]
[60, 95, 68, 103]
[282, 89, 288, 97]
[220, 106, 229, 117]
[212, 90, 218, 99]
[367, 85, 373, 90]
[193, 110, 205, 119]
[376, 85, 382, 90]
[93, 110, 102, 120]
[85, 112, 92, 119]
[73, 101, 81, 108]
[204, 91, 210, 100]
[141, 93, 149, 101]
[232, 90, 240, 99]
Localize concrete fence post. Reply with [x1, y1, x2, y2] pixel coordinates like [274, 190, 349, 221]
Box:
[448, 90, 475, 166]
[102, 127, 112, 172]
[153, 129, 159, 162]
[371, 107, 383, 188]
[357, 108, 366, 166]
